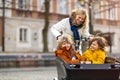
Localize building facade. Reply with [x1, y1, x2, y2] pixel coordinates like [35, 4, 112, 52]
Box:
[0, 0, 80, 53]
[1, 0, 120, 54]
[93, 0, 120, 54]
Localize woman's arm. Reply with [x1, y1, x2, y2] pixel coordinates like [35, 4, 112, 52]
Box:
[50, 18, 68, 38]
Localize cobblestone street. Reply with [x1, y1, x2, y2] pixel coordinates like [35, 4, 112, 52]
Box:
[0, 66, 57, 80]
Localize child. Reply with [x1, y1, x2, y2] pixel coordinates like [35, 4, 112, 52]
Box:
[54, 37, 81, 64]
[81, 37, 107, 64]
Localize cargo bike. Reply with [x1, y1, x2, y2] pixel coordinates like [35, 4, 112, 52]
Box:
[54, 57, 120, 80]
[53, 37, 120, 80]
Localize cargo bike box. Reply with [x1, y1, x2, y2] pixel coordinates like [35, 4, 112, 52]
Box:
[55, 57, 120, 80]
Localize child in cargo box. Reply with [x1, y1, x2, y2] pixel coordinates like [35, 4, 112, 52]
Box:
[54, 37, 81, 64]
[81, 37, 107, 64]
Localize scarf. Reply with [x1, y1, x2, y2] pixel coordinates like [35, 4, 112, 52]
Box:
[69, 18, 83, 41]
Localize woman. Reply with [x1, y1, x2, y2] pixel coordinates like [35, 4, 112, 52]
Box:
[50, 8, 91, 52]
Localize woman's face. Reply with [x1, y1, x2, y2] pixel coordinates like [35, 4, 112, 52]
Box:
[90, 41, 99, 51]
[75, 14, 86, 25]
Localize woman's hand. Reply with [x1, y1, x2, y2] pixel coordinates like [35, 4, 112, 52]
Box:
[88, 36, 94, 41]
[56, 35, 63, 43]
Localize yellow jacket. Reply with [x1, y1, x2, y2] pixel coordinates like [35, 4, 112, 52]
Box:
[81, 48, 106, 64]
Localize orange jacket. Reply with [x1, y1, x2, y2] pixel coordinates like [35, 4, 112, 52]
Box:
[55, 49, 81, 64]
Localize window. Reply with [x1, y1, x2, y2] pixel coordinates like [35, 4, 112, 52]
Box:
[106, 2, 116, 20]
[19, 28, 27, 42]
[58, 0, 67, 14]
[109, 8, 116, 20]
[40, 0, 45, 11]
[37, 0, 45, 12]
[19, 0, 29, 10]
[95, 1, 102, 19]
[95, 13, 101, 19]
[17, 0, 32, 17]
[17, 26, 31, 47]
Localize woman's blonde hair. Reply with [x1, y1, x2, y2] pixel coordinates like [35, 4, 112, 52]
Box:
[71, 8, 89, 30]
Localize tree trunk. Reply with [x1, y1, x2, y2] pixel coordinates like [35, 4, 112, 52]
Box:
[42, 0, 50, 52]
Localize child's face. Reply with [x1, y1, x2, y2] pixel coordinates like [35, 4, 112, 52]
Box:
[61, 42, 71, 50]
[90, 41, 99, 51]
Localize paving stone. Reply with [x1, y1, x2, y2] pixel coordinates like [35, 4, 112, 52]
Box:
[0, 66, 57, 80]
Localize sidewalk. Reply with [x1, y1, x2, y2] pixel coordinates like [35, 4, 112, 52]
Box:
[0, 66, 57, 80]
